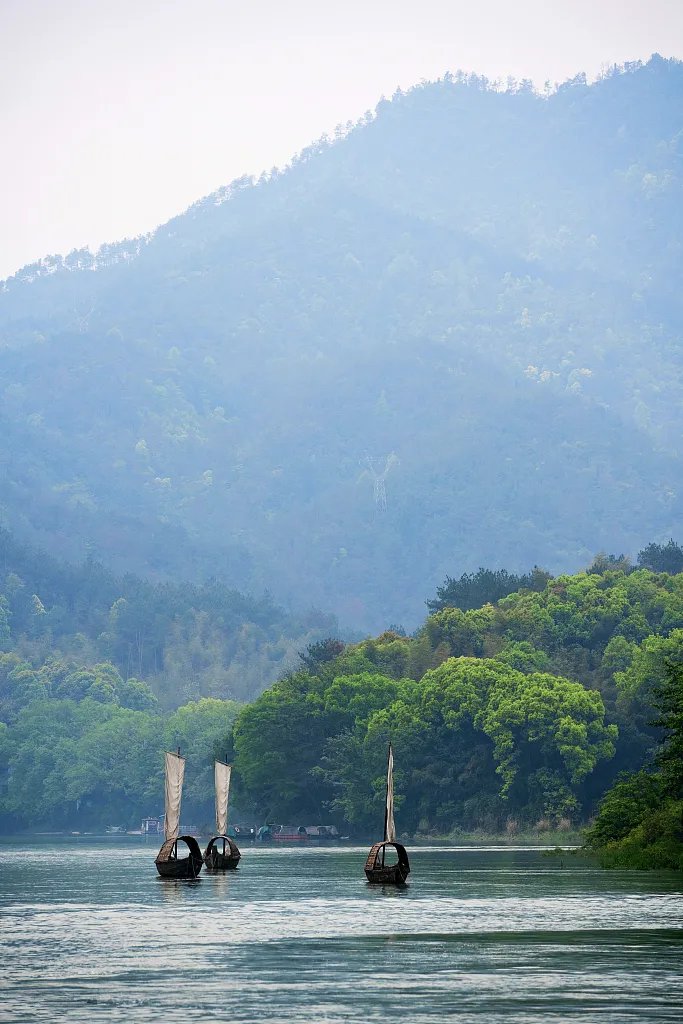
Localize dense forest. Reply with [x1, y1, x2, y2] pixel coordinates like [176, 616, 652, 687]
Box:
[0, 529, 335, 706]
[2, 537, 682, 851]
[1, 58, 682, 630]
[586, 659, 683, 869]
[231, 547, 683, 841]
[0, 528, 333, 830]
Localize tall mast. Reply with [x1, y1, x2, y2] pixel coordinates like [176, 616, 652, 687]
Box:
[383, 743, 392, 843]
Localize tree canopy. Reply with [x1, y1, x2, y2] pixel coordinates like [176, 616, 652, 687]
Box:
[586, 662, 683, 868]
[2, 557, 682, 838]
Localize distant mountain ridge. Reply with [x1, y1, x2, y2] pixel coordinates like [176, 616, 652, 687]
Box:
[0, 56, 682, 630]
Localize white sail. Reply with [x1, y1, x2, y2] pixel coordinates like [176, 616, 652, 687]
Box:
[215, 760, 232, 836]
[164, 751, 185, 841]
[385, 744, 396, 843]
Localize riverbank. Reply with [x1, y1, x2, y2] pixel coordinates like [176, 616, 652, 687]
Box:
[2, 827, 586, 848]
[412, 828, 585, 847]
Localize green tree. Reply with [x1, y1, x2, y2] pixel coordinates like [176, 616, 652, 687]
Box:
[164, 697, 241, 817]
[652, 661, 683, 797]
[0, 655, 46, 723]
[0, 596, 10, 649]
[585, 771, 664, 847]
[637, 539, 683, 575]
[479, 666, 617, 819]
[427, 567, 551, 613]
[585, 662, 683, 868]
[233, 672, 337, 820]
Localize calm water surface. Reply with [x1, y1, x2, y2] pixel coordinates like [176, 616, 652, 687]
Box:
[1, 839, 682, 1022]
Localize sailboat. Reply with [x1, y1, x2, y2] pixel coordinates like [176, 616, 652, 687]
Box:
[203, 759, 241, 870]
[364, 743, 410, 884]
[154, 750, 204, 878]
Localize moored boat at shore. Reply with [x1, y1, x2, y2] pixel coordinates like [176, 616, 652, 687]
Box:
[271, 824, 308, 842]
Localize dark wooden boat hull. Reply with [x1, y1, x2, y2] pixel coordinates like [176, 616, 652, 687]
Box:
[155, 835, 203, 878]
[203, 835, 241, 870]
[365, 863, 409, 884]
[205, 851, 241, 870]
[155, 855, 203, 878]
[364, 841, 410, 885]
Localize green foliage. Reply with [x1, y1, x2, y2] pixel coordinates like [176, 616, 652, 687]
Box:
[589, 799, 683, 870]
[495, 641, 550, 674]
[163, 697, 240, 816]
[480, 669, 617, 801]
[0, 529, 336, 706]
[424, 606, 495, 658]
[4, 550, 683, 838]
[116, 677, 159, 712]
[427, 567, 551, 613]
[235, 651, 615, 833]
[2, 698, 159, 825]
[0, 655, 46, 722]
[497, 570, 683, 654]
[299, 638, 346, 672]
[637, 540, 683, 575]
[652, 662, 683, 798]
[616, 632, 683, 703]
[0, 597, 10, 648]
[600, 636, 637, 675]
[232, 671, 332, 819]
[587, 553, 632, 575]
[0, 590, 244, 827]
[584, 771, 664, 847]
[0, 688, 240, 828]
[609, 800, 683, 869]
[229, 561, 683, 835]
[586, 662, 683, 869]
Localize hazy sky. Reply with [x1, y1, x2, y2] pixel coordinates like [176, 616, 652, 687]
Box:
[1, 0, 682, 279]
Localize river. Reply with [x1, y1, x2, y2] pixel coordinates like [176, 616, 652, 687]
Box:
[1, 839, 682, 1022]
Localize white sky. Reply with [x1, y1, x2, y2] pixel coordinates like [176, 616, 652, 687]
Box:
[1, 0, 682, 279]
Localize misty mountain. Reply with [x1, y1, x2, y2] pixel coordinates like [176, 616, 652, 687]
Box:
[0, 56, 681, 630]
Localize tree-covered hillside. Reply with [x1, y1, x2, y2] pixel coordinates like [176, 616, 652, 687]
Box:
[0, 529, 337, 830]
[232, 560, 683, 836]
[1, 57, 682, 629]
[0, 529, 335, 706]
[2, 545, 682, 837]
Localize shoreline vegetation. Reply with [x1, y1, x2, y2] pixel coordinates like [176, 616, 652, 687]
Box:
[421, 829, 585, 847]
[583, 663, 683, 870]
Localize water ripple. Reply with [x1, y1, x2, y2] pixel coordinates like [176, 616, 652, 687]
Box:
[1, 840, 682, 1022]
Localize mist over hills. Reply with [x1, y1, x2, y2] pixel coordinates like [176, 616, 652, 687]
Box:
[1, 56, 682, 630]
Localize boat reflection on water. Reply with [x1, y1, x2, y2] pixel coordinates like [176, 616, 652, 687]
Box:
[157, 876, 203, 903]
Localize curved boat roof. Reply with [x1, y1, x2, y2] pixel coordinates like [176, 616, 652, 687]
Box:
[155, 834, 203, 863]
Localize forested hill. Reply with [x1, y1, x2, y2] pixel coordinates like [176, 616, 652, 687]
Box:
[0, 530, 335, 706]
[1, 56, 682, 630]
[232, 559, 683, 840]
[3, 549, 682, 834]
